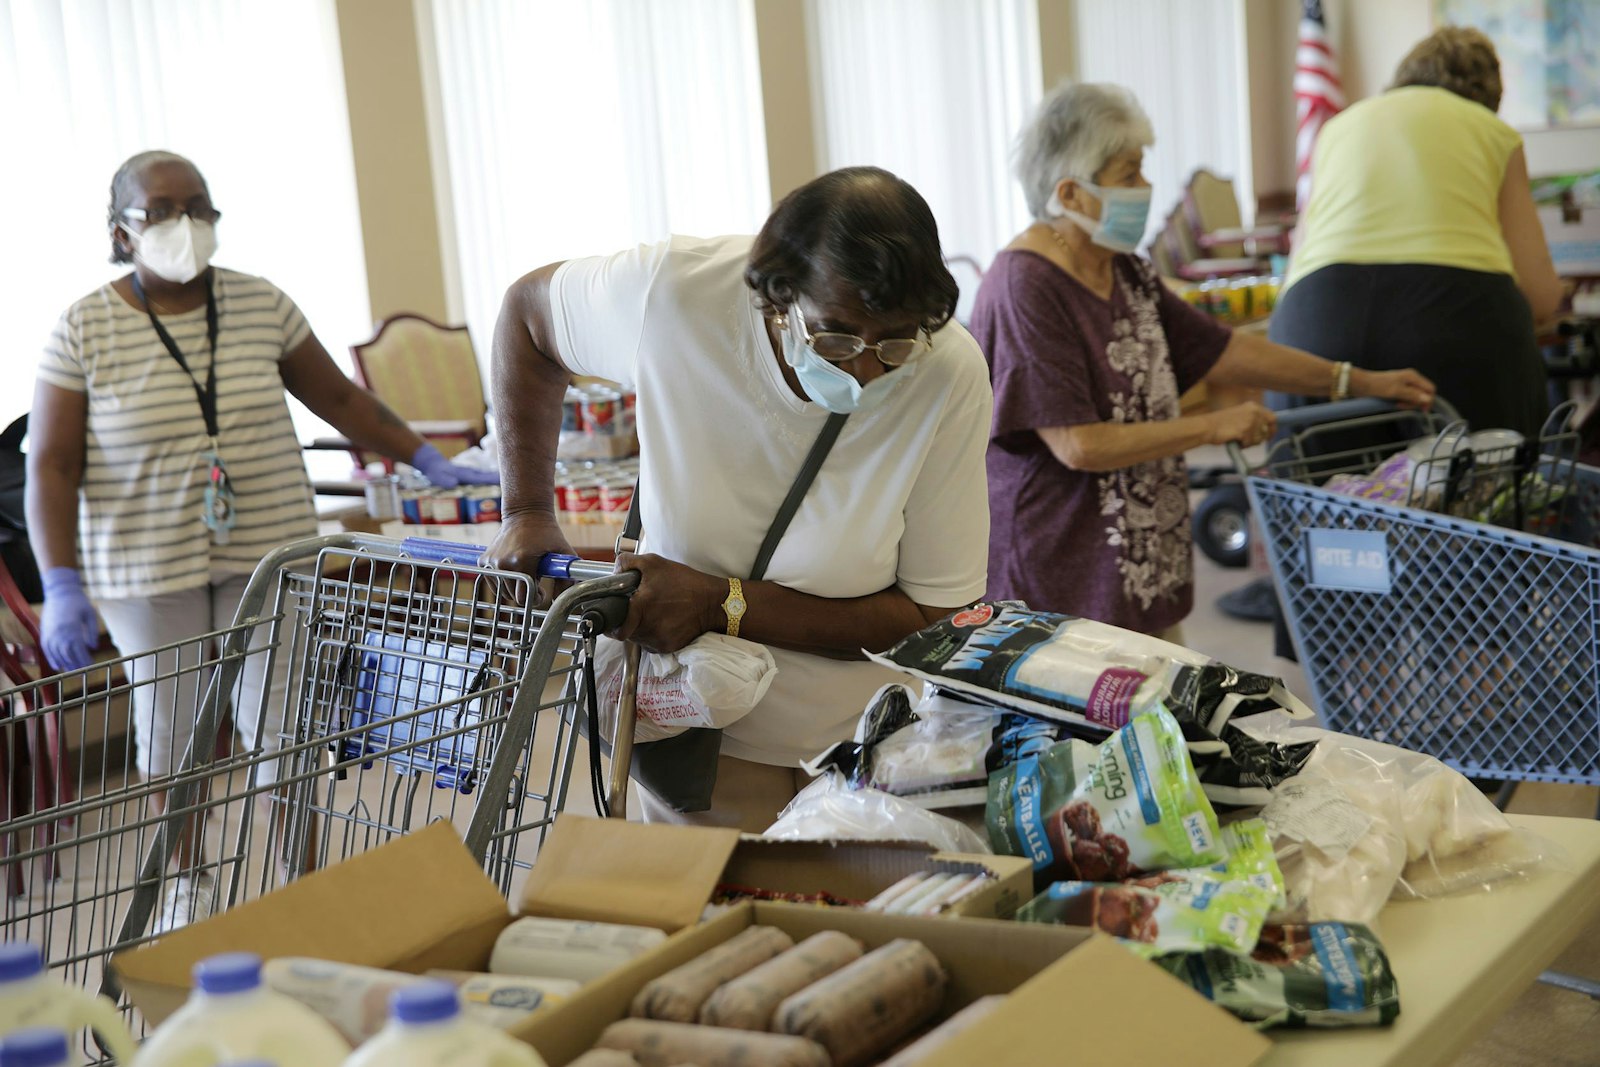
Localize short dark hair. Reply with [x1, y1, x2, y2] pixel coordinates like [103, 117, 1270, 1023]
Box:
[1391, 27, 1503, 112]
[745, 167, 959, 332]
[107, 150, 207, 264]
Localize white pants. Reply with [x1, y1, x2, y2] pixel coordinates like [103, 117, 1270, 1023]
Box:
[97, 574, 290, 782]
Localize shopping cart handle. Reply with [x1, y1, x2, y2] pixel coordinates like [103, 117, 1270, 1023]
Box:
[398, 537, 578, 580]
[1269, 396, 1461, 435]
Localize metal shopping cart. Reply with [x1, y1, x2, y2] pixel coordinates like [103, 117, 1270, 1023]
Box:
[1233, 397, 1598, 797]
[0, 533, 638, 1062]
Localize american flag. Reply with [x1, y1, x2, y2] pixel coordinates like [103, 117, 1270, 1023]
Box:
[1294, 0, 1344, 211]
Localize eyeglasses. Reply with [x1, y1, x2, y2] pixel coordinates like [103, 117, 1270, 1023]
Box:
[122, 205, 223, 227]
[777, 308, 931, 367]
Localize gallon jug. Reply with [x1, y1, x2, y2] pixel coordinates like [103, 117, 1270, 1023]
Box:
[0, 943, 137, 1064]
[133, 953, 349, 1067]
[342, 981, 547, 1067]
[0, 1027, 70, 1067]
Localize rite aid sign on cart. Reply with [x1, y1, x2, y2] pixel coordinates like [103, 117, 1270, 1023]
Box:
[1304, 528, 1392, 593]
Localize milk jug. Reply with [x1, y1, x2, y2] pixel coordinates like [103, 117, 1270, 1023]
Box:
[341, 981, 546, 1067]
[0, 1027, 71, 1067]
[0, 943, 137, 1064]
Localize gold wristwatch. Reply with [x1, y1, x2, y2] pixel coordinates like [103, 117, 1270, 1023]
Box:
[721, 578, 748, 638]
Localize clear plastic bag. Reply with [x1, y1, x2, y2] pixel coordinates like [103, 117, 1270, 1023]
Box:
[1239, 713, 1564, 922]
[762, 772, 992, 854]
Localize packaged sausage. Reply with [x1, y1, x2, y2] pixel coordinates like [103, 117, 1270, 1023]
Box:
[698, 931, 863, 1031]
[773, 939, 946, 1067]
[987, 707, 1223, 889]
[566, 1051, 640, 1067]
[1016, 871, 1277, 957]
[596, 1018, 830, 1067]
[1157, 922, 1401, 1029]
[424, 970, 579, 1026]
[490, 917, 667, 984]
[629, 926, 793, 1022]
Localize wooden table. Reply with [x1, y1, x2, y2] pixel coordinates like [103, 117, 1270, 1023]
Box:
[1262, 814, 1600, 1066]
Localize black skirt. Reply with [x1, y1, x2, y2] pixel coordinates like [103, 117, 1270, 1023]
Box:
[1266, 262, 1548, 439]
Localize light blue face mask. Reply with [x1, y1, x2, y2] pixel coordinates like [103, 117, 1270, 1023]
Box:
[779, 307, 918, 415]
[1052, 180, 1153, 254]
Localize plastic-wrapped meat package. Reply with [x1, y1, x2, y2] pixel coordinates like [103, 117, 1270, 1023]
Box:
[1240, 713, 1563, 918]
[593, 633, 777, 743]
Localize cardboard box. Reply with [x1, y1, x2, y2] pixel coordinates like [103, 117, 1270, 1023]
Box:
[521, 815, 1034, 923]
[115, 820, 1269, 1066]
[522, 900, 1268, 1067]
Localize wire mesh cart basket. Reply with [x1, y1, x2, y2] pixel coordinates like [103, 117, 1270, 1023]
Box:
[1235, 398, 1599, 795]
[0, 533, 637, 1061]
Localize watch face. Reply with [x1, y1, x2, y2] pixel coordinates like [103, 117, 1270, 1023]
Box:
[726, 596, 747, 615]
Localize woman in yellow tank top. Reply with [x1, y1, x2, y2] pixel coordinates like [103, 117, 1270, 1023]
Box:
[1269, 27, 1562, 440]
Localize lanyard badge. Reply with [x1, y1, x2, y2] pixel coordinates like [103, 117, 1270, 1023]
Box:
[203, 441, 237, 545]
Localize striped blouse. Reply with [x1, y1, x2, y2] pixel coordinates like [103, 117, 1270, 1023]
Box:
[37, 268, 319, 599]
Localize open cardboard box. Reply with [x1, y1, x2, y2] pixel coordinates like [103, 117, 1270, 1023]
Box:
[115, 818, 1269, 1066]
[521, 813, 1035, 922]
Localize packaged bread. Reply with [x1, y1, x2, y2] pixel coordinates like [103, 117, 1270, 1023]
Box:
[698, 931, 863, 1030]
[773, 939, 947, 1067]
[597, 1018, 828, 1067]
[629, 926, 794, 1022]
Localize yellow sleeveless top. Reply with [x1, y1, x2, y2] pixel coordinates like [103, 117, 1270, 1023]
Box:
[1286, 86, 1522, 291]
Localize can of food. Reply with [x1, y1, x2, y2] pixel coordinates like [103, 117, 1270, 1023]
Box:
[581, 390, 619, 437]
[464, 486, 502, 524]
[561, 388, 585, 433]
[426, 489, 465, 525]
[600, 480, 634, 516]
[364, 473, 401, 521]
[399, 488, 427, 525]
[1228, 277, 1255, 320]
[619, 391, 638, 435]
[566, 478, 603, 523]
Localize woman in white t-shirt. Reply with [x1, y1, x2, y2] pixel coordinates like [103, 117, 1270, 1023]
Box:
[486, 167, 993, 831]
[28, 150, 494, 931]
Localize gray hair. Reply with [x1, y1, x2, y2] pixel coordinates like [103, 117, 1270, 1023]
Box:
[1013, 81, 1155, 220]
[107, 150, 205, 264]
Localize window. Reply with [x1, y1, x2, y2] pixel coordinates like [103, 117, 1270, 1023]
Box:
[807, 0, 1041, 321]
[1072, 0, 1254, 242]
[426, 0, 772, 371]
[0, 0, 370, 433]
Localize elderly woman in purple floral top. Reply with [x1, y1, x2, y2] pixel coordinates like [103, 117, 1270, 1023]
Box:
[972, 83, 1435, 638]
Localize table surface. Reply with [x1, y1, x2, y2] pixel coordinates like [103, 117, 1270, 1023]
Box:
[1260, 813, 1600, 1067]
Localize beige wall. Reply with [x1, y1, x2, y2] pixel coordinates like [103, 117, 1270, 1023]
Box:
[334, 0, 450, 328]
[753, 0, 818, 204]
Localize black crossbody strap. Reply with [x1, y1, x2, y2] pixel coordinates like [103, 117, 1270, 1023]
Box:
[616, 411, 848, 582]
[749, 412, 848, 581]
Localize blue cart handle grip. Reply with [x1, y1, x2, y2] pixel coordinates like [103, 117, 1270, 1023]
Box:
[399, 537, 578, 579]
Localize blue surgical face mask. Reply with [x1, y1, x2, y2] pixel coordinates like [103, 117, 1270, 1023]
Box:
[1051, 180, 1152, 254]
[778, 307, 917, 415]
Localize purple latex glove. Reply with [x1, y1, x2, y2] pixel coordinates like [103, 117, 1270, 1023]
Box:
[40, 567, 98, 672]
[409, 442, 500, 489]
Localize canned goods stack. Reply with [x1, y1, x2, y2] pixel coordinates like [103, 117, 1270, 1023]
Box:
[397, 485, 504, 526]
[559, 383, 640, 461]
[1182, 276, 1281, 324]
[554, 457, 639, 547]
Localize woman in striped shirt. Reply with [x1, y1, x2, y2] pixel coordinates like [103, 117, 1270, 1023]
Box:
[27, 150, 495, 932]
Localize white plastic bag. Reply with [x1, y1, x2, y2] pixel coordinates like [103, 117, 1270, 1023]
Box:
[763, 772, 991, 854]
[1238, 712, 1563, 920]
[593, 634, 777, 744]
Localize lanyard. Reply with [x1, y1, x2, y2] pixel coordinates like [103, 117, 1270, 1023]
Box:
[132, 273, 220, 439]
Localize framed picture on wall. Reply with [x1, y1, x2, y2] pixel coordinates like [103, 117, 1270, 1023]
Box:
[1434, 0, 1600, 128]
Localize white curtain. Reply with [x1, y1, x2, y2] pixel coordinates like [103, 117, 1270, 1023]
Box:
[0, 0, 370, 434]
[806, 0, 1041, 322]
[1072, 0, 1253, 242]
[427, 0, 772, 373]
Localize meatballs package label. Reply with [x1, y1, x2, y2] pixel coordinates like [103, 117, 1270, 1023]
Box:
[869, 603, 1313, 739]
[1158, 922, 1401, 1029]
[1017, 872, 1277, 957]
[987, 707, 1224, 886]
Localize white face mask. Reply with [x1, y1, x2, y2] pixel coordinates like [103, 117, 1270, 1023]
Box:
[779, 307, 917, 415]
[125, 215, 218, 284]
[1049, 180, 1153, 254]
